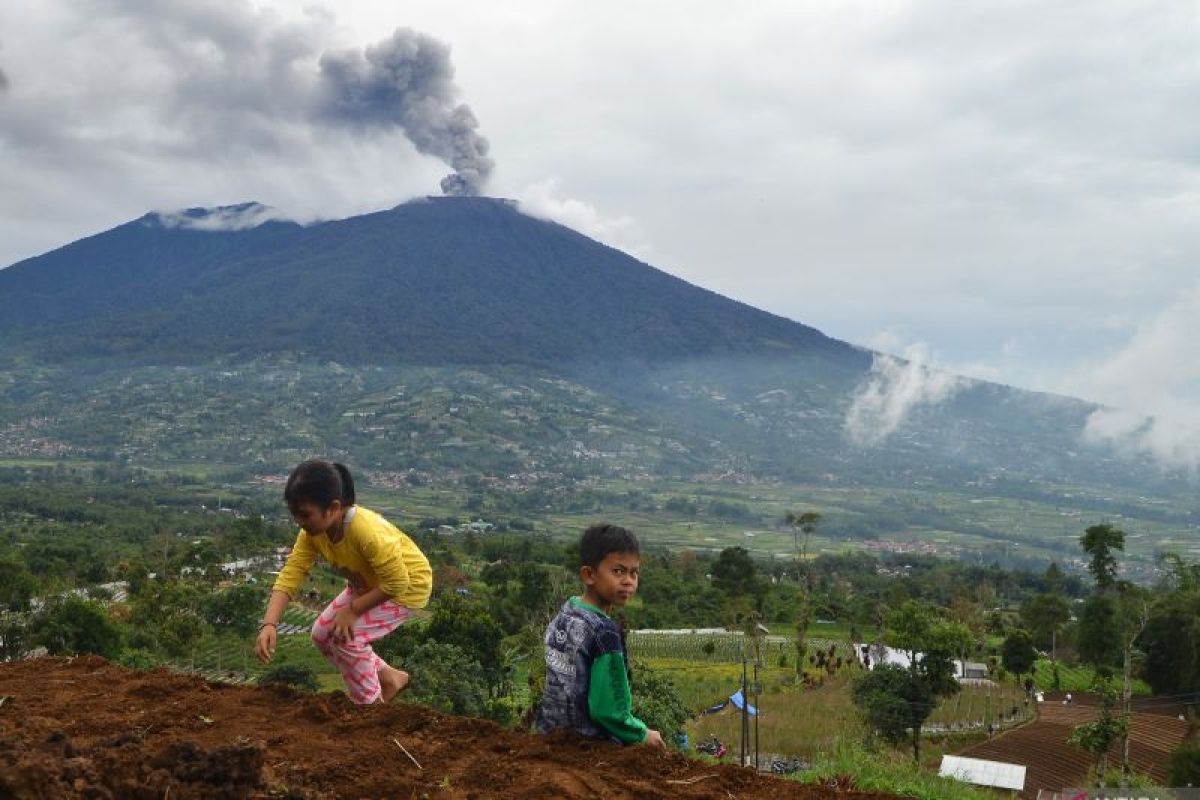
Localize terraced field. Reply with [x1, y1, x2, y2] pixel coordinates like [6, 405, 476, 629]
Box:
[956, 692, 1190, 798]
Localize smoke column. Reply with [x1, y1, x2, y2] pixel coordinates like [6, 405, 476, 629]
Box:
[319, 29, 493, 196]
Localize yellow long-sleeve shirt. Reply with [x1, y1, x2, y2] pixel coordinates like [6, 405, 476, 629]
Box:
[272, 506, 432, 609]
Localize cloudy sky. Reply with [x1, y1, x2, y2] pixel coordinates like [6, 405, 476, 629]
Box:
[2, 1, 1198, 464]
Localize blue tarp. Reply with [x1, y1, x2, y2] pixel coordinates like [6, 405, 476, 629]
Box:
[702, 700, 729, 715]
[729, 690, 758, 716]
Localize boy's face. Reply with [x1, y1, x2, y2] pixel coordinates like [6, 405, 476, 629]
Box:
[581, 551, 641, 610]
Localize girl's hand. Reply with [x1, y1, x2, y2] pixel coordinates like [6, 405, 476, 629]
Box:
[331, 606, 359, 641]
[256, 625, 277, 664]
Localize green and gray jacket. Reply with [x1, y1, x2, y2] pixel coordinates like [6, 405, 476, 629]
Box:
[536, 597, 648, 744]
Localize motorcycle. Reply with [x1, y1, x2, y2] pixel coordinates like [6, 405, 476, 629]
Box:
[770, 756, 806, 775]
[696, 735, 727, 759]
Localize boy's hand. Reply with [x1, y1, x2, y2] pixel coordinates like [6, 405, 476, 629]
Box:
[255, 626, 277, 664]
[331, 606, 359, 641]
[643, 729, 666, 749]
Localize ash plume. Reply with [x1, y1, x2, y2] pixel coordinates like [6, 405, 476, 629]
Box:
[318, 29, 493, 197]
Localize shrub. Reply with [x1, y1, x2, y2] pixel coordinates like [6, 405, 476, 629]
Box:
[115, 648, 161, 671]
[259, 664, 319, 692]
[404, 642, 488, 718]
[630, 660, 689, 747]
[1168, 740, 1200, 787]
[32, 596, 123, 659]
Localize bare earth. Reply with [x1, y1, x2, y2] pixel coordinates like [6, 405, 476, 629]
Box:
[958, 691, 1190, 799]
[0, 656, 896, 800]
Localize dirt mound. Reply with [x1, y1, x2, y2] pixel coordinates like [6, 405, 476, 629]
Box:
[0, 656, 894, 800]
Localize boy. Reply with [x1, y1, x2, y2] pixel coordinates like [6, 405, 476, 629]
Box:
[536, 523, 665, 748]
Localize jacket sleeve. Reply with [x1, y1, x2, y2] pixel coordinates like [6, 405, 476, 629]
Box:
[355, 522, 411, 602]
[271, 531, 319, 599]
[587, 650, 649, 744]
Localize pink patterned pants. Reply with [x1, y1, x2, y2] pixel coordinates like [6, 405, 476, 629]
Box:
[311, 587, 412, 704]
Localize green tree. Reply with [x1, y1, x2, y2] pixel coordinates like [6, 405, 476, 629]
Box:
[404, 642, 489, 717]
[1116, 587, 1150, 788]
[711, 547, 759, 597]
[422, 595, 507, 693]
[259, 663, 319, 692]
[865, 600, 964, 763]
[515, 563, 553, 621]
[201, 582, 266, 672]
[118, 559, 150, 598]
[1081, 523, 1125, 591]
[0, 617, 27, 660]
[1168, 740, 1200, 787]
[853, 664, 937, 762]
[1021, 592, 1071, 654]
[1000, 629, 1037, 680]
[1077, 593, 1122, 672]
[1160, 553, 1200, 592]
[794, 590, 813, 677]
[1138, 590, 1200, 694]
[201, 583, 265, 637]
[31, 596, 124, 659]
[0, 556, 36, 612]
[1068, 679, 1127, 787]
[630, 660, 689, 748]
[887, 600, 936, 664]
[784, 511, 822, 584]
[127, 580, 207, 662]
[1043, 561, 1065, 594]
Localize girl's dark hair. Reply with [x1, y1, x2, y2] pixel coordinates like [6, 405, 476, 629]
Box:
[283, 460, 356, 510]
[579, 523, 639, 569]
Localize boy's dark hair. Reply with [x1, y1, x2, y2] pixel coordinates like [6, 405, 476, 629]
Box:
[579, 523, 639, 569]
[284, 460, 356, 510]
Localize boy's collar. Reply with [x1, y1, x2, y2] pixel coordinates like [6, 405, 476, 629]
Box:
[570, 596, 609, 617]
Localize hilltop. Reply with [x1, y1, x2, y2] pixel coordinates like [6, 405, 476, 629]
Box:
[0, 196, 851, 366]
[0, 656, 893, 800]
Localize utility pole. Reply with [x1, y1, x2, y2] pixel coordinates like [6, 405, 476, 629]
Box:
[740, 655, 749, 767]
[753, 657, 760, 770]
[1120, 600, 1149, 789]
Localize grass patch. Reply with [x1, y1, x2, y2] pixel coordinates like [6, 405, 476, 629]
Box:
[685, 672, 865, 760]
[792, 739, 1002, 800]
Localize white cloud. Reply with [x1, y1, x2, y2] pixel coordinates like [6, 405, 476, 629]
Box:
[514, 178, 651, 258]
[1070, 285, 1200, 472]
[845, 339, 969, 447]
[150, 202, 293, 231]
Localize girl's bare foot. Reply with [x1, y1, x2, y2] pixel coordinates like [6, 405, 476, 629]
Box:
[379, 664, 410, 703]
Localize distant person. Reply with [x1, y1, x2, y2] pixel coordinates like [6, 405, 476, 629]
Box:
[536, 523, 665, 748]
[255, 460, 432, 705]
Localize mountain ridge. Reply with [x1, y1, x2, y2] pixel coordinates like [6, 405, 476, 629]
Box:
[0, 196, 860, 369]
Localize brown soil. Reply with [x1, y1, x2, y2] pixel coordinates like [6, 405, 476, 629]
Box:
[0, 656, 895, 800]
[957, 692, 1190, 799]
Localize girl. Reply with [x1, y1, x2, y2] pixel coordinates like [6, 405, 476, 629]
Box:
[255, 460, 432, 704]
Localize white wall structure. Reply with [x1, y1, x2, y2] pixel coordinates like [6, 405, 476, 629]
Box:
[939, 755, 1026, 791]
